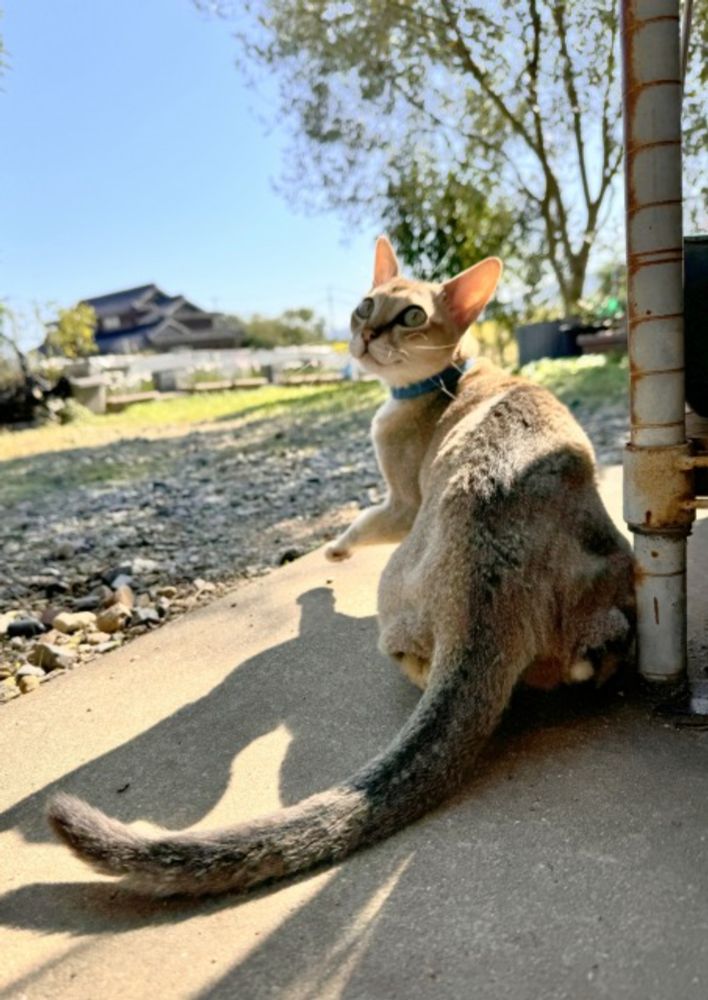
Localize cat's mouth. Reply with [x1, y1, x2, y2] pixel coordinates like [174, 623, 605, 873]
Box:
[357, 343, 403, 367]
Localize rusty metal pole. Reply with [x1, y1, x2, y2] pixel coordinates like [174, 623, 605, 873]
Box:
[621, 0, 695, 686]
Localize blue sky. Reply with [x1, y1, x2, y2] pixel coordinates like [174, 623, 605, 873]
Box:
[0, 1, 378, 347]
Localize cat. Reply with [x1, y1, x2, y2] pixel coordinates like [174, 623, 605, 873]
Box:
[47, 236, 635, 897]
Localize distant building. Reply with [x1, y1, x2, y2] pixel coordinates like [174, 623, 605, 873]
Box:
[82, 284, 244, 354]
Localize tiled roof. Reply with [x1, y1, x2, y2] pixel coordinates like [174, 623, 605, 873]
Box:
[83, 285, 159, 318]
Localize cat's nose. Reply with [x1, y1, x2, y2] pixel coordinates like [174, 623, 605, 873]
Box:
[361, 327, 380, 344]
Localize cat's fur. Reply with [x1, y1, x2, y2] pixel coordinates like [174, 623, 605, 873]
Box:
[47, 236, 635, 897]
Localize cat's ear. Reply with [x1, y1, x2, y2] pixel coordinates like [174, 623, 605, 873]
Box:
[373, 235, 400, 286]
[442, 257, 503, 331]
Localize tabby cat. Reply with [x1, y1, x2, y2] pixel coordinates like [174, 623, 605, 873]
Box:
[48, 236, 635, 897]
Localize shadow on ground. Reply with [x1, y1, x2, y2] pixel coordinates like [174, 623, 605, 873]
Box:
[4, 573, 706, 1000]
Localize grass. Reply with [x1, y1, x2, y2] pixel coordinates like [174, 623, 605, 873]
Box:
[520, 354, 628, 409]
[0, 381, 385, 463]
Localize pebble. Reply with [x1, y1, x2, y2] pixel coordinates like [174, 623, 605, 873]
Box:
[155, 596, 171, 618]
[278, 548, 302, 566]
[157, 586, 177, 599]
[111, 584, 135, 610]
[131, 606, 160, 626]
[7, 617, 45, 639]
[193, 578, 216, 594]
[0, 611, 21, 635]
[52, 541, 76, 560]
[17, 664, 46, 679]
[28, 642, 77, 671]
[92, 641, 120, 654]
[131, 557, 162, 575]
[1, 679, 20, 702]
[41, 606, 62, 629]
[18, 675, 41, 694]
[53, 611, 97, 635]
[86, 631, 112, 645]
[96, 603, 132, 634]
[74, 594, 103, 612]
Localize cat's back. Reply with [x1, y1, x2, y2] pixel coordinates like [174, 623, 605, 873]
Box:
[426, 358, 595, 488]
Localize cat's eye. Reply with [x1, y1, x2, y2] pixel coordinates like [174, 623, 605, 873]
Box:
[400, 306, 427, 328]
[354, 297, 374, 320]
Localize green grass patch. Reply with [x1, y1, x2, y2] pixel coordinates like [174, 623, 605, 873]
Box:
[521, 354, 628, 409]
[104, 381, 383, 427]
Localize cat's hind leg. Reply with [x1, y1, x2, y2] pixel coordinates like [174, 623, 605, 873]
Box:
[394, 652, 431, 691]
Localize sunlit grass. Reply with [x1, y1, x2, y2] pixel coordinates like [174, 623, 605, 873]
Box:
[521, 354, 628, 408]
[0, 381, 385, 463]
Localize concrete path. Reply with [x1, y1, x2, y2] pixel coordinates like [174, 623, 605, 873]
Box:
[2, 467, 708, 999]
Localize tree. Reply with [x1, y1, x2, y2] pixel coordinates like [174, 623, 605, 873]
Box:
[45, 304, 98, 358]
[198, 0, 707, 314]
[236, 307, 327, 348]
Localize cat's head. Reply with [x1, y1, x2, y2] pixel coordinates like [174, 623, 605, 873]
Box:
[350, 235, 502, 388]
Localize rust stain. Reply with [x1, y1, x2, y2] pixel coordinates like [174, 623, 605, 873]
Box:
[628, 311, 683, 329]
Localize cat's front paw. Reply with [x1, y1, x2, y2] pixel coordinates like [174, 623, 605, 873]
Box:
[324, 541, 353, 562]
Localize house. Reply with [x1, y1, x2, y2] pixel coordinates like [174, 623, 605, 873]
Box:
[82, 284, 244, 354]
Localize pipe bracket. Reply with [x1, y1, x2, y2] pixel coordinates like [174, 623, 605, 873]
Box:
[623, 441, 696, 533]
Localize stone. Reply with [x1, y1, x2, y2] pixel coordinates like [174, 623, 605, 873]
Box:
[17, 664, 46, 679]
[53, 611, 97, 635]
[110, 573, 134, 590]
[131, 557, 162, 575]
[18, 675, 41, 693]
[0, 680, 20, 703]
[52, 541, 76, 560]
[102, 564, 133, 586]
[96, 603, 132, 634]
[131, 606, 160, 627]
[110, 584, 135, 609]
[74, 594, 103, 612]
[28, 642, 77, 671]
[155, 596, 171, 618]
[0, 664, 16, 680]
[7, 617, 45, 639]
[0, 611, 21, 635]
[93, 641, 120, 654]
[278, 548, 302, 566]
[86, 631, 111, 645]
[40, 606, 62, 629]
[157, 585, 177, 598]
[193, 578, 216, 594]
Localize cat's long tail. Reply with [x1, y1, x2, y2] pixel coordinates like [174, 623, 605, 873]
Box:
[47, 639, 514, 897]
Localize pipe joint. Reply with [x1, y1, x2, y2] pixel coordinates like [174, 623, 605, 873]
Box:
[623, 441, 696, 534]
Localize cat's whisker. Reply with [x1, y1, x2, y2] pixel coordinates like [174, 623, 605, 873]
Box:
[411, 343, 459, 351]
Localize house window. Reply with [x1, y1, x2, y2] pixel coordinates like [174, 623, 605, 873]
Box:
[103, 316, 121, 331]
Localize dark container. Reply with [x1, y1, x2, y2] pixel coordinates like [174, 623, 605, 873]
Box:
[685, 235, 708, 418]
[514, 318, 605, 365]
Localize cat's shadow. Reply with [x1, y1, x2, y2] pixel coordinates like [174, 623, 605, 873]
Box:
[0, 583, 631, 947]
[0, 587, 420, 847]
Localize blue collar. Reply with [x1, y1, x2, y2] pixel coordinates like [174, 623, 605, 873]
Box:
[390, 359, 474, 400]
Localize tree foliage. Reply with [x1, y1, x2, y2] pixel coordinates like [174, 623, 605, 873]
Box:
[45, 304, 98, 358]
[235, 307, 327, 348]
[198, 0, 707, 314]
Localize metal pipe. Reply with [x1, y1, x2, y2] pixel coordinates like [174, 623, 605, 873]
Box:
[680, 0, 694, 87]
[621, 0, 694, 685]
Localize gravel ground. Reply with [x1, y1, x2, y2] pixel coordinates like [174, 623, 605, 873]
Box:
[0, 379, 628, 702]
